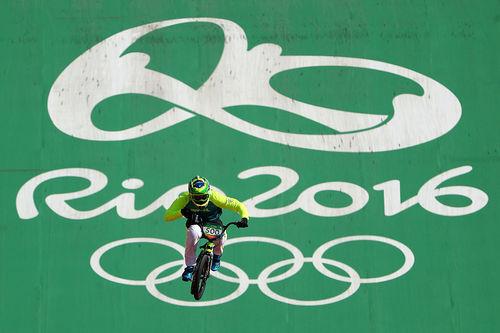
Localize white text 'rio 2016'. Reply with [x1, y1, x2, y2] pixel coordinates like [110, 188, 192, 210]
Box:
[16, 165, 488, 221]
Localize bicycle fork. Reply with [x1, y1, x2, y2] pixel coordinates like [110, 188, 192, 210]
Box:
[197, 241, 215, 275]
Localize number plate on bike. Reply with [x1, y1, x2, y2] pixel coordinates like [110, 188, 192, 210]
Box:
[202, 223, 224, 239]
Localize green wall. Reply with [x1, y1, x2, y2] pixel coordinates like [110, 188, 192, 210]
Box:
[1, 1, 499, 332]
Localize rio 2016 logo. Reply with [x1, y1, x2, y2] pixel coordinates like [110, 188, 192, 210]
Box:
[15, 18, 489, 306]
[22, 17, 483, 222]
[17, 165, 488, 220]
[47, 18, 461, 152]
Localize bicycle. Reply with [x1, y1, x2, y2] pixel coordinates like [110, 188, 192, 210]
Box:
[190, 221, 240, 300]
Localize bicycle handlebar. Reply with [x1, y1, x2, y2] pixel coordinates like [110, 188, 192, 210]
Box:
[221, 221, 240, 234]
[195, 218, 243, 240]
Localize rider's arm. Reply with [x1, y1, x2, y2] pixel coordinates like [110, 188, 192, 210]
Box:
[210, 189, 250, 219]
[163, 192, 190, 222]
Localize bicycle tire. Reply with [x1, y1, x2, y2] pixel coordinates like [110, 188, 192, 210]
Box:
[191, 254, 211, 300]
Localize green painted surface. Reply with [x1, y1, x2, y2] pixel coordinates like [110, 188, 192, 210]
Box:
[0, 1, 499, 332]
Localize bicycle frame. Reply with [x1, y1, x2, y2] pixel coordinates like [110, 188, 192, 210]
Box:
[196, 221, 238, 270]
[191, 221, 239, 300]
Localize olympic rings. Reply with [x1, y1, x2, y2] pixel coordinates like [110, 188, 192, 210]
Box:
[90, 238, 185, 286]
[214, 236, 304, 284]
[90, 235, 414, 307]
[145, 260, 250, 307]
[312, 235, 415, 284]
[257, 258, 361, 306]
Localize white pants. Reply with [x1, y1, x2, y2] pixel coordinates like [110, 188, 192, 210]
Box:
[185, 224, 227, 267]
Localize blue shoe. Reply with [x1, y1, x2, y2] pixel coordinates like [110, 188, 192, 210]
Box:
[182, 266, 194, 281]
[211, 255, 221, 271]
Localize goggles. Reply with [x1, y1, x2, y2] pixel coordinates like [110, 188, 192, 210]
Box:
[190, 193, 209, 205]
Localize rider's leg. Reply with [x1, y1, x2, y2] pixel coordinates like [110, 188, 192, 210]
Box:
[212, 232, 227, 271]
[182, 224, 201, 281]
[213, 232, 227, 256]
[185, 224, 203, 267]
[182, 225, 202, 281]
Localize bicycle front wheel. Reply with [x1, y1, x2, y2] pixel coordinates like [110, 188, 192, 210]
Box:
[191, 254, 211, 300]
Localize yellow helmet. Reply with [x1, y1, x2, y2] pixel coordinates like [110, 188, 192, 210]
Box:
[188, 176, 210, 206]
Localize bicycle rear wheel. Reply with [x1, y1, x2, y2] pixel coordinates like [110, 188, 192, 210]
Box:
[191, 254, 211, 300]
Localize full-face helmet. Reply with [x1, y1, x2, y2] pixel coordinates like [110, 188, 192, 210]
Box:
[188, 176, 210, 206]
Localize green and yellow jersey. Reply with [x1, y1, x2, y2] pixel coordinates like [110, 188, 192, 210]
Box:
[164, 189, 250, 223]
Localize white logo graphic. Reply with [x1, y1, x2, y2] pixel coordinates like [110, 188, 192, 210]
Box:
[48, 18, 461, 152]
[90, 235, 415, 306]
[17, 165, 488, 220]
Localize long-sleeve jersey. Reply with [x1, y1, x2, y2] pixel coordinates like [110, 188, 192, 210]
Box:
[163, 189, 250, 223]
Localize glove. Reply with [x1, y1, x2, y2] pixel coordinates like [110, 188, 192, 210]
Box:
[236, 217, 249, 228]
